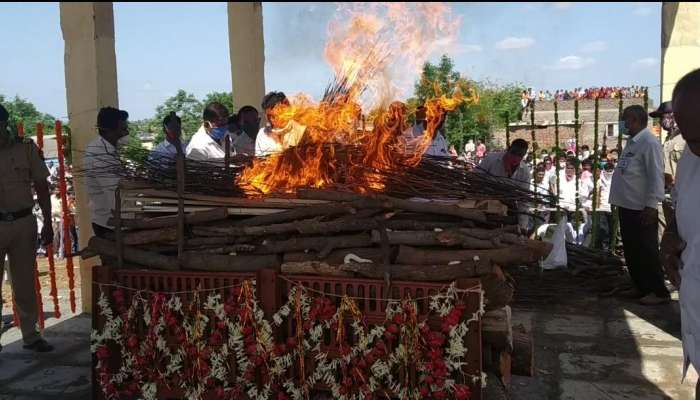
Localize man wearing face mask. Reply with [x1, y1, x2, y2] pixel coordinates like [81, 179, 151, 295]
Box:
[477, 139, 531, 231]
[0, 104, 55, 353]
[231, 105, 260, 156]
[649, 101, 686, 191]
[151, 112, 186, 159]
[610, 105, 669, 305]
[84, 107, 130, 239]
[185, 102, 230, 161]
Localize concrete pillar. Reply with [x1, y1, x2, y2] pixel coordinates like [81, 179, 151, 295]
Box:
[661, 2, 700, 103]
[227, 2, 266, 112]
[60, 2, 119, 313]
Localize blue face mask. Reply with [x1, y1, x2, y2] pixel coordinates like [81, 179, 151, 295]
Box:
[210, 127, 228, 140]
[618, 120, 628, 135]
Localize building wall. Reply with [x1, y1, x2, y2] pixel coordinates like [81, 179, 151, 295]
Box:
[492, 98, 657, 151]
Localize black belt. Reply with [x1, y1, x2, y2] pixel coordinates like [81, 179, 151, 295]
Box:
[0, 208, 33, 222]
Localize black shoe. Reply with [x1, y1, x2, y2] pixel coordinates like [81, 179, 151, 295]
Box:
[23, 339, 54, 353]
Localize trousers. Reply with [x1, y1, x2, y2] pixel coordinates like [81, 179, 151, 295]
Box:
[0, 215, 41, 344]
[618, 207, 670, 298]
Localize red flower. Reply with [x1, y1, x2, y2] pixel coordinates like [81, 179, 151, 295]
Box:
[242, 326, 253, 337]
[386, 323, 399, 335]
[433, 389, 447, 399]
[454, 384, 472, 400]
[127, 335, 139, 349]
[277, 392, 289, 400]
[95, 345, 110, 360]
[286, 337, 298, 349]
[274, 344, 287, 356]
[215, 386, 225, 398]
[426, 332, 445, 348]
[216, 320, 226, 330]
[210, 331, 223, 346]
[392, 314, 404, 325]
[112, 289, 125, 305]
[246, 343, 258, 355]
[419, 386, 430, 397]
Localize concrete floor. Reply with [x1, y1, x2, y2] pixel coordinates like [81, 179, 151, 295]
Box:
[0, 269, 696, 399]
[510, 267, 697, 400]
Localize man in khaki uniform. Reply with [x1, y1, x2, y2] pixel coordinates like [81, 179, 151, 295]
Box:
[0, 104, 54, 352]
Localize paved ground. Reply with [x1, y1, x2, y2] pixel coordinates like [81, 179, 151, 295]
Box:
[510, 267, 698, 400]
[0, 261, 697, 399]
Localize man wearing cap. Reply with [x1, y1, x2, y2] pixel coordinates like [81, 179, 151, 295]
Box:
[0, 104, 54, 352]
[650, 101, 686, 190]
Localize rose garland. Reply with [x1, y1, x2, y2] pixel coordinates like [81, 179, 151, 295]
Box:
[92, 280, 484, 400]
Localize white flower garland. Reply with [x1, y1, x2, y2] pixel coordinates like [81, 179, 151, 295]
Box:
[92, 281, 484, 400]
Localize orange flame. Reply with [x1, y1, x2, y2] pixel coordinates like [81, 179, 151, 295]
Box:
[238, 3, 476, 195]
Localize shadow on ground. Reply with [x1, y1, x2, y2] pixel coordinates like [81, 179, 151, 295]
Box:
[510, 267, 695, 400]
[0, 313, 90, 400]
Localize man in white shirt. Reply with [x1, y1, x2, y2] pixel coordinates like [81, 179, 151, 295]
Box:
[402, 105, 450, 157]
[610, 105, 669, 305]
[660, 68, 700, 390]
[255, 92, 306, 157]
[594, 162, 615, 250]
[464, 139, 476, 154]
[185, 102, 230, 161]
[150, 112, 186, 161]
[231, 105, 260, 156]
[477, 139, 531, 231]
[83, 107, 130, 237]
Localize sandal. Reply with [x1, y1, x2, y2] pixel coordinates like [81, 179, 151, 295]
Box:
[22, 339, 54, 353]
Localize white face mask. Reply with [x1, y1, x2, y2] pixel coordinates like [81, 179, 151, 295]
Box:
[116, 135, 130, 149]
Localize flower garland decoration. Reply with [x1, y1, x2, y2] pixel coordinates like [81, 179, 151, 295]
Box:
[92, 279, 484, 400]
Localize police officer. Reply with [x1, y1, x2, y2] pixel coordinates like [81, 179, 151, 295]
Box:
[0, 104, 54, 352]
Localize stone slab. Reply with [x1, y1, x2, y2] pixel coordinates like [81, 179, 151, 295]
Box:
[5, 365, 90, 395]
[543, 315, 604, 337]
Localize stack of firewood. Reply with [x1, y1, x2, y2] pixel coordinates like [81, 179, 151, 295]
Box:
[84, 183, 547, 399]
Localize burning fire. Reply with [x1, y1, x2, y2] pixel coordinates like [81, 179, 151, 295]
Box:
[238, 3, 477, 195]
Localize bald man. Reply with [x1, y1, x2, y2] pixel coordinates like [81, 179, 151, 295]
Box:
[662, 68, 700, 396]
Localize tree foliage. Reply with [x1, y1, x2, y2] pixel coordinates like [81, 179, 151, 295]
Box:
[410, 55, 524, 150]
[151, 90, 203, 143]
[203, 91, 235, 115]
[0, 94, 56, 136]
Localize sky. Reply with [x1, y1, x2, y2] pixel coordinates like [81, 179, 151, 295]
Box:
[0, 2, 662, 121]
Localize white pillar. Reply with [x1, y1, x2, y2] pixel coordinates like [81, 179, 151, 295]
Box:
[661, 2, 700, 103]
[227, 2, 266, 112]
[60, 2, 119, 313]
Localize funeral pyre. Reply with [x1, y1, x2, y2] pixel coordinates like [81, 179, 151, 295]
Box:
[83, 3, 625, 399]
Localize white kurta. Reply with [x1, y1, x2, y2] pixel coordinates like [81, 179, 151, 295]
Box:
[676, 148, 700, 381]
[185, 125, 226, 161]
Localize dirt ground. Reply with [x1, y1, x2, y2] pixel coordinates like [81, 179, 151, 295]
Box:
[2, 256, 82, 314]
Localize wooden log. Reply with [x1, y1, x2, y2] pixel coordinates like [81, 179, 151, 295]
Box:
[182, 252, 279, 272]
[193, 217, 381, 237]
[383, 219, 470, 231]
[480, 267, 515, 310]
[369, 230, 497, 249]
[512, 324, 535, 377]
[186, 236, 252, 247]
[395, 245, 542, 267]
[340, 262, 497, 281]
[86, 237, 179, 271]
[202, 244, 256, 254]
[111, 207, 229, 230]
[482, 306, 513, 352]
[297, 189, 487, 223]
[122, 226, 178, 246]
[483, 372, 509, 400]
[281, 261, 354, 277]
[232, 199, 380, 227]
[258, 234, 373, 254]
[283, 247, 386, 264]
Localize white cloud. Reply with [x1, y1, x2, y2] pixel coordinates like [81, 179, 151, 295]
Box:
[633, 6, 653, 16]
[580, 40, 608, 53]
[632, 57, 659, 68]
[553, 2, 574, 10]
[546, 55, 595, 70]
[454, 44, 483, 54]
[495, 37, 535, 50]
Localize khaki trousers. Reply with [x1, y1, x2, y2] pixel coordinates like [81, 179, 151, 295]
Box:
[0, 214, 41, 344]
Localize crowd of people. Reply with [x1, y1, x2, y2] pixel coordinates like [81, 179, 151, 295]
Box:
[521, 85, 649, 109]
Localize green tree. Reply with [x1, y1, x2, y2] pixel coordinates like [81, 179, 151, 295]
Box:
[203, 91, 235, 114]
[152, 90, 203, 143]
[0, 94, 56, 136]
[410, 55, 524, 150]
